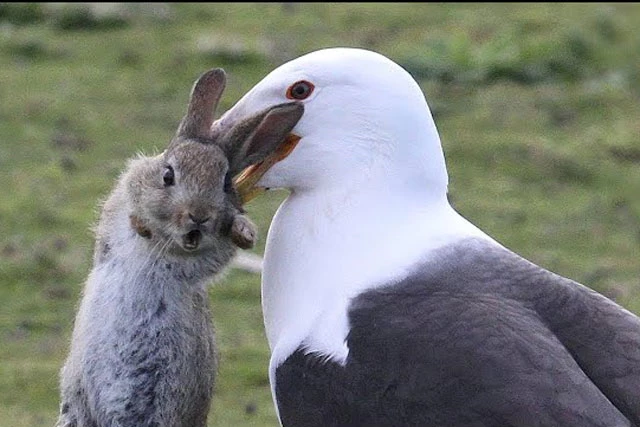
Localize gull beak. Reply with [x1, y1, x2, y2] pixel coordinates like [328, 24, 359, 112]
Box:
[214, 99, 303, 206]
[234, 133, 301, 204]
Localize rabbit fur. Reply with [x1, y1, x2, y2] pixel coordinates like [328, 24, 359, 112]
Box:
[55, 68, 303, 427]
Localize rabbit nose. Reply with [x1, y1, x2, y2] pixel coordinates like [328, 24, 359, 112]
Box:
[188, 213, 210, 225]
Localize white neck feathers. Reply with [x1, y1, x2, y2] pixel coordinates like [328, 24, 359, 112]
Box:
[262, 173, 492, 371]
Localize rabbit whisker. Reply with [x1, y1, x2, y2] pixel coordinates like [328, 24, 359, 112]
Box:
[130, 234, 168, 285]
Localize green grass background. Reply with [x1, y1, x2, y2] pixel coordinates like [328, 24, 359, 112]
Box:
[1, 3, 639, 426]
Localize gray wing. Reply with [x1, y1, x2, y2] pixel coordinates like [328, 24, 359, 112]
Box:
[421, 239, 640, 425]
[275, 239, 640, 426]
[347, 284, 632, 427]
[526, 262, 640, 424]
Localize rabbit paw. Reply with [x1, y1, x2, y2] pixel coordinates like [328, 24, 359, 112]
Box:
[230, 215, 257, 250]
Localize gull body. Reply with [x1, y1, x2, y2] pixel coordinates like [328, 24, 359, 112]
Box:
[221, 47, 640, 426]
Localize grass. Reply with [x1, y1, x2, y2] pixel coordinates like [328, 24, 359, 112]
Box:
[1, 3, 639, 426]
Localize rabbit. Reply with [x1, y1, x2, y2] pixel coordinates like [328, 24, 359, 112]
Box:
[55, 68, 303, 427]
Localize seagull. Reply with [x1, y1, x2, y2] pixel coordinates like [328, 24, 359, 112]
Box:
[226, 47, 640, 426]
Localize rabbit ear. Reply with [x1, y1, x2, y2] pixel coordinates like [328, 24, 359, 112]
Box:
[222, 102, 304, 176]
[176, 68, 227, 141]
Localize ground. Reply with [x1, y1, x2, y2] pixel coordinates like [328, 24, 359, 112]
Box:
[1, 3, 639, 426]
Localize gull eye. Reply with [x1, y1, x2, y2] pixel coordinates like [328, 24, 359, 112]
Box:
[163, 165, 175, 187]
[286, 80, 314, 100]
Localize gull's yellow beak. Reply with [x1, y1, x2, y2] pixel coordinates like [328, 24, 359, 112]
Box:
[234, 133, 301, 204]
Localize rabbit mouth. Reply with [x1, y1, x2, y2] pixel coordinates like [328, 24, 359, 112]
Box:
[181, 230, 203, 251]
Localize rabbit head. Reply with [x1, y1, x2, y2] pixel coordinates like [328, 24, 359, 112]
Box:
[126, 68, 303, 255]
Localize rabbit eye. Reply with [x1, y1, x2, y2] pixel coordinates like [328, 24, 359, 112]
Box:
[286, 80, 314, 100]
[163, 165, 175, 187]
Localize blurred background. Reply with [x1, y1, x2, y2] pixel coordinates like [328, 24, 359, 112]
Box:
[1, 3, 639, 426]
